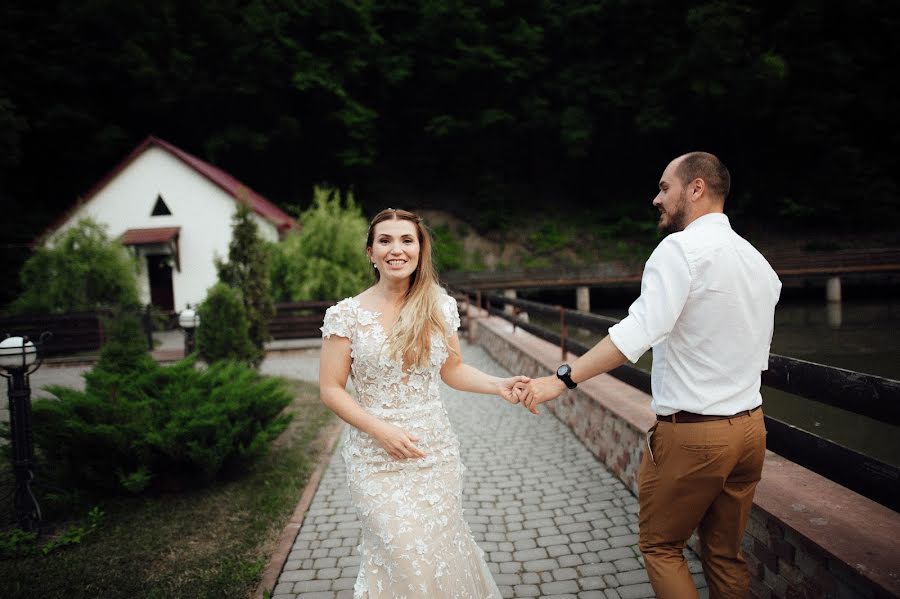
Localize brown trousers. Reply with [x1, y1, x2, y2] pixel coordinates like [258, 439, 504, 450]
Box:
[638, 408, 766, 599]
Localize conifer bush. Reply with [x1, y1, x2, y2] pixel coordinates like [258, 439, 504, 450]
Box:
[31, 314, 292, 494]
[196, 282, 259, 365]
[94, 309, 155, 376]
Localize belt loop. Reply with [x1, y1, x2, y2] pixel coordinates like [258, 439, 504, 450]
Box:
[671, 412, 677, 424]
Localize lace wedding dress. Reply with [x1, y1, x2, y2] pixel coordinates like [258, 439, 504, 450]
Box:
[321, 294, 502, 599]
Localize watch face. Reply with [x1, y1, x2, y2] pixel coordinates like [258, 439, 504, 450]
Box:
[557, 364, 570, 377]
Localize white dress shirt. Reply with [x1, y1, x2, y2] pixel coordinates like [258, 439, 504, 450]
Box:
[608, 213, 782, 416]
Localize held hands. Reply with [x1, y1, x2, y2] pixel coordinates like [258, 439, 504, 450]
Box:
[517, 375, 567, 414]
[497, 375, 531, 405]
[371, 421, 426, 460]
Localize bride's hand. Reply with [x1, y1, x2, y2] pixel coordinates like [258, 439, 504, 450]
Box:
[371, 422, 426, 460]
[497, 375, 530, 404]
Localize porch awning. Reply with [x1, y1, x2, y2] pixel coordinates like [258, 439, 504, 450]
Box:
[120, 227, 180, 245]
[120, 227, 181, 271]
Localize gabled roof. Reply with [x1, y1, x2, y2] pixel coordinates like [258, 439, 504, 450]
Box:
[38, 135, 298, 243]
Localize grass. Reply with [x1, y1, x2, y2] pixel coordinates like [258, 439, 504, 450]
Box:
[0, 379, 335, 599]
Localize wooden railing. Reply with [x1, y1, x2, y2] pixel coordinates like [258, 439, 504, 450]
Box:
[270, 301, 334, 339]
[454, 289, 900, 512]
[0, 301, 336, 357]
[444, 248, 900, 290]
[0, 312, 107, 356]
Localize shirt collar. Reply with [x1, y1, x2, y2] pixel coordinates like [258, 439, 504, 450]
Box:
[685, 212, 730, 231]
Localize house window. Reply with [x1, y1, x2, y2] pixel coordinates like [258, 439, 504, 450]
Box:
[151, 194, 172, 216]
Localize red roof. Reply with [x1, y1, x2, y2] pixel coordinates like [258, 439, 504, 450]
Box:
[38, 135, 298, 244]
[140, 136, 297, 232]
[120, 227, 181, 245]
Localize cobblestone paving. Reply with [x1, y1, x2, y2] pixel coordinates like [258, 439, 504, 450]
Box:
[273, 341, 708, 599]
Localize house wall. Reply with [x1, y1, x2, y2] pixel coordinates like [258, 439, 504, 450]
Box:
[51, 146, 280, 311]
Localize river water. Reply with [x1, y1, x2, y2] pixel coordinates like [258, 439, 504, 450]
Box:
[523, 293, 900, 466]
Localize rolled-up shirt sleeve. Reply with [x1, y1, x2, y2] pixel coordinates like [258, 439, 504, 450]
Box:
[608, 236, 692, 363]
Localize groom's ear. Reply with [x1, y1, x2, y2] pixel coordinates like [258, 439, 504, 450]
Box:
[689, 177, 705, 202]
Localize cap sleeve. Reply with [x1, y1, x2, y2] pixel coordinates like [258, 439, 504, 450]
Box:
[443, 294, 461, 334]
[321, 299, 355, 339]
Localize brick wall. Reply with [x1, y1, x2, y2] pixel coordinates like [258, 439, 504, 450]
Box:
[743, 508, 891, 599]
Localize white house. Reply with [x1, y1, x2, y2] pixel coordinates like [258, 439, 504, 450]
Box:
[39, 135, 297, 312]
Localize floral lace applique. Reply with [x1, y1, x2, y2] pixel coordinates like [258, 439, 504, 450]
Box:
[321, 294, 500, 598]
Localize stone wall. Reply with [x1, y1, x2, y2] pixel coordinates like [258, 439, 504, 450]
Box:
[742, 507, 888, 599]
[468, 313, 900, 599]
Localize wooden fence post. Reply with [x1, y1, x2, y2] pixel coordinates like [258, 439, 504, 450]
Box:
[560, 306, 567, 360]
[143, 304, 154, 350]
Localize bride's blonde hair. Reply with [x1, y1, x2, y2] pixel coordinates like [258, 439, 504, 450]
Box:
[366, 208, 452, 369]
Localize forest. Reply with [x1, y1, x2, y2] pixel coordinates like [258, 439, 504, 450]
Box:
[2, 0, 898, 301]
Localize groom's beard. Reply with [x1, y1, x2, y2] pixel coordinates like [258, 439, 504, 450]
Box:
[658, 189, 688, 234]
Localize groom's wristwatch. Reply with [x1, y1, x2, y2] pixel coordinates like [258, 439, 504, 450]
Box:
[556, 364, 577, 390]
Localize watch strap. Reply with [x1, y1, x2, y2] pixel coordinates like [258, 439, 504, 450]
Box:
[557, 365, 577, 389]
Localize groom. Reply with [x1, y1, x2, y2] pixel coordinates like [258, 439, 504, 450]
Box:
[518, 152, 781, 599]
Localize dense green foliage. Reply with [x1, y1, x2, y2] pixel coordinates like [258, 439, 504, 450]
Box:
[196, 282, 258, 365]
[271, 187, 370, 301]
[10, 219, 139, 314]
[216, 202, 275, 365]
[2, 1, 898, 304]
[431, 224, 467, 272]
[32, 319, 293, 494]
[94, 309, 155, 375]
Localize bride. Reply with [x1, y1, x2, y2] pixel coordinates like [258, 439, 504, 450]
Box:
[319, 208, 528, 598]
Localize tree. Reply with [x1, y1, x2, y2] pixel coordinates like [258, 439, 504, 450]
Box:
[10, 218, 139, 315]
[271, 187, 370, 302]
[3, 0, 899, 257]
[215, 201, 274, 366]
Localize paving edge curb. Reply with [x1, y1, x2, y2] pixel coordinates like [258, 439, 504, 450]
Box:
[253, 419, 346, 599]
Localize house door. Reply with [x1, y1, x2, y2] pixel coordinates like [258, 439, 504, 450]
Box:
[146, 254, 175, 311]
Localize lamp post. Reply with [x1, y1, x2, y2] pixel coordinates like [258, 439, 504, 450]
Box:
[0, 332, 50, 531]
[179, 306, 199, 356]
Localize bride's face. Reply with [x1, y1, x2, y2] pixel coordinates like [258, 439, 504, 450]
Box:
[368, 219, 421, 282]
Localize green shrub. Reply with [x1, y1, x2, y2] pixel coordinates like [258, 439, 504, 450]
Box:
[32, 357, 293, 494]
[94, 309, 155, 376]
[270, 187, 369, 301]
[196, 283, 259, 365]
[11, 219, 139, 315]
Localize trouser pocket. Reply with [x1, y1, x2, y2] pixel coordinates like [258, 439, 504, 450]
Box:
[645, 423, 659, 466]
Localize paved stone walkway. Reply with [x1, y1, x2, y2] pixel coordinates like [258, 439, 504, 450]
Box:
[272, 342, 708, 599]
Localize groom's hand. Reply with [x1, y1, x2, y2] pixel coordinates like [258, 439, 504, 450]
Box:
[521, 375, 567, 414]
[498, 375, 530, 404]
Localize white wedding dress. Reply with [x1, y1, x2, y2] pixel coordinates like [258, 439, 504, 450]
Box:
[321, 294, 502, 599]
